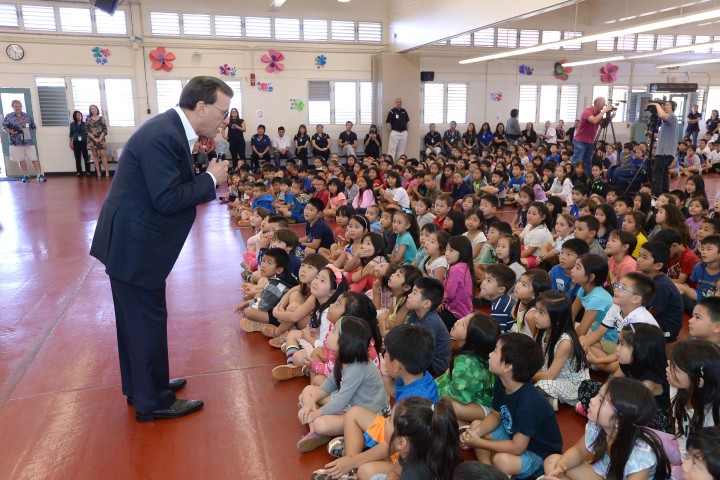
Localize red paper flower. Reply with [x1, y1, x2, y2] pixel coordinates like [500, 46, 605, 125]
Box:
[149, 47, 175, 72]
[600, 63, 619, 83]
[261, 49, 284, 73]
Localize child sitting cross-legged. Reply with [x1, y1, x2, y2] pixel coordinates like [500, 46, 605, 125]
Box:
[296, 316, 390, 453]
[549, 238, 588, 303]
[532, 291, 589, 411]
[605, 230, 637, 287]
[436, 312, 500, 423]
[460, 333, 563, 479]
[543, 377, 671, 480]
[480, 263, 517, 333]
[314, 324, 439, 480]
[378, 265, 423, 337]
[272, 265, 347, 379]
[237, 248, 299, 333]
[583, 272, 659, 374]
[405, 277, 452, 376]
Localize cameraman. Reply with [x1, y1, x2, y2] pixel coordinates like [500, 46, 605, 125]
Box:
[650, 100, 678, 195]
[572, 96, 615, 173]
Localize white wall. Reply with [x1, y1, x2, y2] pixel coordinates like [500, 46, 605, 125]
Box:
[4, 0, 720, 172]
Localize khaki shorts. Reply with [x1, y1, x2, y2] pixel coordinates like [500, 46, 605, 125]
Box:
[600, 339, 617, 355]
[9, 145, 38, 162]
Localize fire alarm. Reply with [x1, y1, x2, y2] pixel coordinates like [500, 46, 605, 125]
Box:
[250, 73, 256, 86]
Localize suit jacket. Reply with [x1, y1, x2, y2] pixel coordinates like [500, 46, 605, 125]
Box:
[90, 109, 217, 290]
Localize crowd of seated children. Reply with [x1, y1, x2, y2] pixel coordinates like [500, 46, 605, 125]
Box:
[222, 133, 720, 478]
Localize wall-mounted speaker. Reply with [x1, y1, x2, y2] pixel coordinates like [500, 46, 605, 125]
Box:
[93, 0, 122, 15]
[420, 71, 435, 82]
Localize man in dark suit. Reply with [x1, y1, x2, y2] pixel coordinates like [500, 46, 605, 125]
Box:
[90, 77, 232, 422]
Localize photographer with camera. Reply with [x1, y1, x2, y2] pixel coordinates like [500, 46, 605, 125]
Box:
[571, 97, 615, 173]
[649, 99, 678, 195]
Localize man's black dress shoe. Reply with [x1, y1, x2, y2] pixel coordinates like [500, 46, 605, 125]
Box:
[126, 378, 188, 406]
[136, 398, 204, 423]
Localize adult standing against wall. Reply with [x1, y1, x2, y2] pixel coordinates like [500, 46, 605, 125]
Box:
[650, 100, 678, 195]
[706, 110, 720, 142]
[69, 110, 90, 177]
[571, 97, 614, 173]
[222, 108, 246, 171]
[386, 97, 410, 160]
[2, 99, 46, 182]
[87, 104, 110, 180]
[685, 104, 701, 145]
[506, 108, 521, 145]
[90, 76, 231, 422]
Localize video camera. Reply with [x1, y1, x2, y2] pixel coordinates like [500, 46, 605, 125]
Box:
[645, 98, 666, 113]
[606, 98, 626, 112]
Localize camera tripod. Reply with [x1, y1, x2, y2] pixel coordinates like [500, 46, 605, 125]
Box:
[593, 111, 618, 149]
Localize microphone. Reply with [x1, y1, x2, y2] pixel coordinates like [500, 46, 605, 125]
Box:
[215, 140, 229, 161]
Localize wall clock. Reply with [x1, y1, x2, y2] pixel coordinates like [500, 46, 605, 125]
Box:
[6, 44, 24, 60]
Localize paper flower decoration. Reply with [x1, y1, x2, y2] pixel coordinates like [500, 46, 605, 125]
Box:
[149, 47, 175, 72]
[257, 82, 274, 92]
[519, 64, 533, 75]
[92, 47, 110, 65]
[290, 98, 305, 111]
[219, 64, 237, 77]
[489, 92, 503, 102]
[553, 60, 572, 81]
[314, 55, 327, 69]
[261, 49, 284, 73]
[600, 63, 619, 83]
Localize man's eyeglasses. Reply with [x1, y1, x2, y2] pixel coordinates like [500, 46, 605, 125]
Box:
[613, 283, 639, 296]
[207, 104, 229, 119]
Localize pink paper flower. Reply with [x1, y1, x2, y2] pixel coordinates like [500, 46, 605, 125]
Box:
[149, 47, 175, 72]
[261, 49, 284, 73]
[600, 63, 619, 83]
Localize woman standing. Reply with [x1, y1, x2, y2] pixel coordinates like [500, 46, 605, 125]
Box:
[86, 104, 109, 179]
[294, 124, 310, 166]
[222, 108, 246, 171]
[364, 124, 381, 159]
[506, 108, 522, 145]
[706, 109, 720, 142]
[69, 110, 90, 177]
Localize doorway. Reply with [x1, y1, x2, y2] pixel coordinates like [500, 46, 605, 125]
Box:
[0, 88, 35, 178]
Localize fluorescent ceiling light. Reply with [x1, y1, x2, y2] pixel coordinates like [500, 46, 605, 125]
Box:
[658, 58, 720, 68]
[561, 40, 720, 67]
[271, 0, 286, 6]
[459, 7, 720, 64]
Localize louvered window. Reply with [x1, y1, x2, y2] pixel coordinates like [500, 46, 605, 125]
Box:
[358, 22, 381, 43]
[274, 18, 300, 41]
[150, 12, 180, 36]
[215, 15, 242, 38]
[36, 77, 69, 126]
[182, 14, 211, 36]
[245, 16, 271, 39]
[22, 5, 56, 31]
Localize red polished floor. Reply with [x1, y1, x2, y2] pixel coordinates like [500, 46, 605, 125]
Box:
[0, 174, 706, 479]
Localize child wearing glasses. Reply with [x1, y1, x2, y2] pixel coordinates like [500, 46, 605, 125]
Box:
[581, 272, 659, 374]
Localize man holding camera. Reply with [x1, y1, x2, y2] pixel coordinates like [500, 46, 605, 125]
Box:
[650, 100, 678, 195]
[571, 96, 615, 173]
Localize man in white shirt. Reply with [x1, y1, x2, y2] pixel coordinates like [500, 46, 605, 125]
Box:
[540, 120, 557, 145]
[272, 126, 292, 167]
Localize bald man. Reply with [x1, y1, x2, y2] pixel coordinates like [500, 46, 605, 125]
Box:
[386, 97, 410, 160]
[571, 97, 615, 173]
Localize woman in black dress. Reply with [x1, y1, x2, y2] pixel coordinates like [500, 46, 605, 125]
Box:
[223, 108, 246, 171]
[364, 124, 382, 159]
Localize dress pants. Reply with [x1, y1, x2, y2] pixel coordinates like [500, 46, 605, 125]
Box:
[388, 130, 407, 159]
[110, 276, 175, 412]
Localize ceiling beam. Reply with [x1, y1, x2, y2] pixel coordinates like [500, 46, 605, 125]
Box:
[388, 0, 579, 52]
